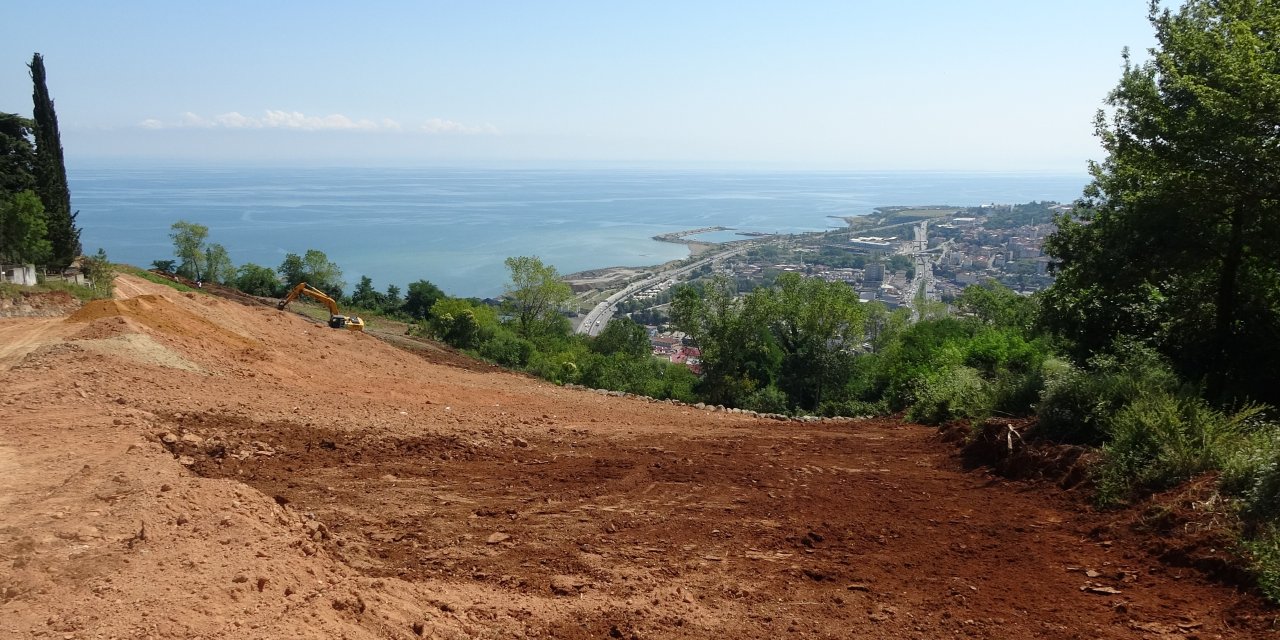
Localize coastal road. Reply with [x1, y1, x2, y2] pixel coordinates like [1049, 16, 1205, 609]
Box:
[577, 245, 749, 336]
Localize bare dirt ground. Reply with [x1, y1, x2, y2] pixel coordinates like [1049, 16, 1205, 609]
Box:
[0, 274, 1274, 639]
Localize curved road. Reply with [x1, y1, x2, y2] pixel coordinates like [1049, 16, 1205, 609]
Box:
[576, 245, 749, 336]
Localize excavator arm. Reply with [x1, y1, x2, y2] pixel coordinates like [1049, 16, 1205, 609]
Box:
[276, 282, 366, 331]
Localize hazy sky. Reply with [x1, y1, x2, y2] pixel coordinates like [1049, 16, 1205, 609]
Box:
[1, 1, 1158, 170]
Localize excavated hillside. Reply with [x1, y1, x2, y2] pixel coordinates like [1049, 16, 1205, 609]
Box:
[0, 274, 1274, 639]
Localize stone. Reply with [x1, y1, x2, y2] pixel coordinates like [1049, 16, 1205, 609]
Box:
[550, 575, 586, 596]
[486, 532, 511, 544]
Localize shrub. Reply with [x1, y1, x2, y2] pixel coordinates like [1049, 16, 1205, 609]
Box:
[743, 385, 789, 415]
[1243, 526, 1280, 603]
[1094, 392, 1256, 506]
[477, 331, 535, 368]
[817, 398, 888, 418]
[1036, 347, 1180, 444]
[1221, 424, 1280, 522]
[906, 366, 994, 425]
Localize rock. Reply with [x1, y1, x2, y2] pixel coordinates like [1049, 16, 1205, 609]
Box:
[178, 456, 195, 466]
[550, 575, 586, 596]
[412, 621, 426, 636]
[512, 437, 529, 448]
[232, 574, 248, 584]
[176, 513, 190, 525]
[159, 483, 173, 492]
[487, 532, 511, 544]
[161, 433, 178, 445]
[180, 433, 203, 446]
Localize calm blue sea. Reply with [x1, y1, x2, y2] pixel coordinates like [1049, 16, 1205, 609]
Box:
[69, 162, 1087, 298]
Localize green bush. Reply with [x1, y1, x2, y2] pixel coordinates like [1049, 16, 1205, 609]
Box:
[1094, 392, 1256, 506]
[1036, 347, 1180, 444]
[906, 365, 994, 425]
[1221, 425, 1280, 522]
[817, 398, 888, 418]
[1242, 526, 1280, 603]
[477, 330, 535, 368]
[743, 385, 789, 414]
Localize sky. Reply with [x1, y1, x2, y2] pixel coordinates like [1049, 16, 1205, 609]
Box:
[1, 1, 1160, 171]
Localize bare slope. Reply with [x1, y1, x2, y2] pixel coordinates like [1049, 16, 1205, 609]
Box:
[0, 274, 1272, 639]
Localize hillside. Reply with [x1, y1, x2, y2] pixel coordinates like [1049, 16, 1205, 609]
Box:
[0, 274, 1272, 639]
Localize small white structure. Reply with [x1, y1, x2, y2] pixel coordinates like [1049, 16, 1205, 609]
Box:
[1, 264, 38, 286]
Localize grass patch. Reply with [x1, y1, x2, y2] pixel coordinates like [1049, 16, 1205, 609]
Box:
[1, 280, 103, 302]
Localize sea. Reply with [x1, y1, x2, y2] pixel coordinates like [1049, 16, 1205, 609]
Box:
[69, 162, 1088, 298]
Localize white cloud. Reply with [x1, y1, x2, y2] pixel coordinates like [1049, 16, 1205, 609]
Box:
[139, 110, 495, 134]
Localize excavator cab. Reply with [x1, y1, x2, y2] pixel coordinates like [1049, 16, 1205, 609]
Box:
[277, 282, 366, 332]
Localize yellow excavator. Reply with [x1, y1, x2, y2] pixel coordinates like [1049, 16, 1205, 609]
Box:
[277, 282, 366, 331]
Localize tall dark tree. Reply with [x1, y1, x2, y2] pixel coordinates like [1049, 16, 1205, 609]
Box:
[1041, 0, 1280, 405]
[29, 53, 80, 268]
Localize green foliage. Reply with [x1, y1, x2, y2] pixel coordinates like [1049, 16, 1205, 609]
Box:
[0, 190, 51, 264]
[502, 256, 572, 339]
[170, 221, 209, 280]
[1036, 346, 1180, 444]
[404, 279, 445, 320]
[672, 276, 780, 408]
[28, 54, 80, 269]
[1094, 393, 1258, 506]
[1242, 527, 1280, 604]
[742, 385, 789, 415]
[1041, 0, 1280, 406]
[150, 259, 176, 273]
[204, 243, 234, 285]
[429, 298, 498, 350]
[0, 113, 36, 194]
[955, 280, 1038, 332]
[977, 201, 1058, 229]
[80, 248, 114, 298]
[591, 317, 650, 359]
[906, 366, 994, 425]
[477, 329, 535, 368]
[349, 276, 381, 310]
[234, 263, 280, 297]
[278, 249, 343, 298]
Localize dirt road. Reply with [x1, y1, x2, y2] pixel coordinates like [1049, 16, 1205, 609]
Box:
[0, 275, 1272, 639]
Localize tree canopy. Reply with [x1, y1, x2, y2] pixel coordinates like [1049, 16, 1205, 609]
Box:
[169, 220, 209, 280]
[502, 256, 572, 338]
[1041, 0, 1280, 405]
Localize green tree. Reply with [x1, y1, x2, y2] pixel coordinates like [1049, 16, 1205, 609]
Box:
[429, 297, 498, 349]
[28, 53, 79, 268]
[81, 248, 114, 297]
[204, 243, 234, 285]
[384, 284, 403, 310]
[751, 272, 868, 409]
[591, 317, 651, 359]
[235, 263, 280, 296]
[671, 275, 781, 407]
[150, 259, 177, 273]
[502, 256, 572, 338]
[350, 275, 382, 309]
[277, 249, 343, 298]
[0, 113, 36, 195]
[403, 279, 445, 320]
[1042, 0, 1280, 405]
[170, 220, 208, 280]
[955, 280, 1038, 332]
[0, 190, 51, 264]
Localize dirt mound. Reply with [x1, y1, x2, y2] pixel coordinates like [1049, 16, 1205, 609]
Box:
[69, 294, 254, 346]
[0, 278, 1276, 638]
[943, 418, 1096, 489]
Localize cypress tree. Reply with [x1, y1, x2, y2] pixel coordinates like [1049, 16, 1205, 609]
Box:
[28, 53, 80, 269]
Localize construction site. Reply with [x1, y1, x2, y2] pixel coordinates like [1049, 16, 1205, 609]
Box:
[0, 274, 1274, 639]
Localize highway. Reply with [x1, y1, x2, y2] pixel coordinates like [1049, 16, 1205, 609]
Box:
[576, 245, 749, 336]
